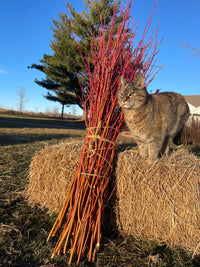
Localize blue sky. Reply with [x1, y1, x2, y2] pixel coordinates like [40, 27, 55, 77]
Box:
[0, 0, 200, 115]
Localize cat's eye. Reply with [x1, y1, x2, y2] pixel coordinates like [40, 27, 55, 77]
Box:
[119, 92, 124, 98]
[128, 91, 135, 97]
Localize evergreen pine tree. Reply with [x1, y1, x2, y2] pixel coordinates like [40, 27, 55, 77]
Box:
[29, 0, 121, 118]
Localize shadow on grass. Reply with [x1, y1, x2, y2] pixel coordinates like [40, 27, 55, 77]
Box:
[0, 133, 85, 146]
[0, 116, 85, 129]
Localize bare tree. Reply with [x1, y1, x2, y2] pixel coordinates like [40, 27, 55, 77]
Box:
[180, 41, 200, 57]
[72, 105, 76, 118]
[17, 87, 28, 112]
[52, 107, 59, 116]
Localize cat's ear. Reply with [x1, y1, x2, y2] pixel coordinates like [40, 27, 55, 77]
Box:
[134, 73, 145, 89]
[120, 76, 127, 86]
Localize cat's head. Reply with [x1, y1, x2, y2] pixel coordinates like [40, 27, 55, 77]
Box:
[118, 73, 148, 109]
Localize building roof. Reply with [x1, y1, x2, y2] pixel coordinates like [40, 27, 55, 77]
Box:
[184, 95, 200, 108]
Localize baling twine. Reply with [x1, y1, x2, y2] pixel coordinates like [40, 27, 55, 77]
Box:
[79, 120, 120, 175]
[85, 121, 119, 154]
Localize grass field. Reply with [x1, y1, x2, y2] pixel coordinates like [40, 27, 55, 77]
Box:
[1, 112, 200, 266]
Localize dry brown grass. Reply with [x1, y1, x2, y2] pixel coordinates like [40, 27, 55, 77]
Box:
[27, 141, 200, 258]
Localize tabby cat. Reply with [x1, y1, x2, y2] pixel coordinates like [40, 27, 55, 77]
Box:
[118, 74, 190, 164]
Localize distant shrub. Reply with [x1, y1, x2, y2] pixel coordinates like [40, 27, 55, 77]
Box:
[181, 116, 200, 146]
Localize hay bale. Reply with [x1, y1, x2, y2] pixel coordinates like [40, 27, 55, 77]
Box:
[27, 140, 82, 213]
[114, 147, 200, 257]
[27, 141, 200, 256]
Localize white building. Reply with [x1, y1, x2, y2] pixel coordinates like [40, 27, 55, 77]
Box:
[184, 95, 200, 118]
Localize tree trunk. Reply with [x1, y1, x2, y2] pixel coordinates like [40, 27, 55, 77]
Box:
[60, 103, 64, 119]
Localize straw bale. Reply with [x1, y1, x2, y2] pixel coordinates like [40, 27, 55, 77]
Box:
[27, 141, 200, 256]
[27, 139, 82, 213]
[114, 146, 200, 257]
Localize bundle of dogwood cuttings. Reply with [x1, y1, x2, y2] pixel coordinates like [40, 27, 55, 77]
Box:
[47, 1, 162, 265]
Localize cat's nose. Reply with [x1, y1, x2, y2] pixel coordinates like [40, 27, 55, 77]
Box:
[122, 97, 127, 104]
